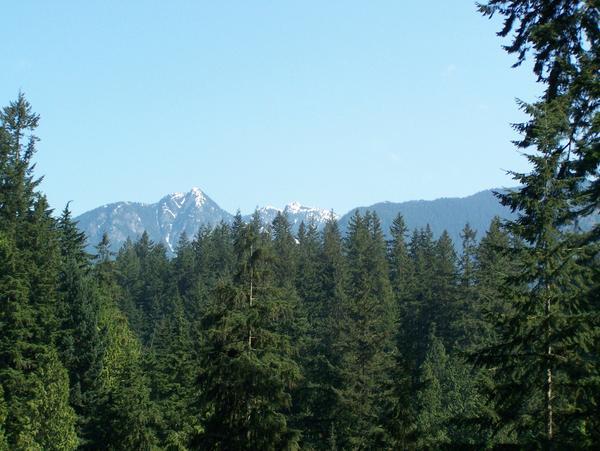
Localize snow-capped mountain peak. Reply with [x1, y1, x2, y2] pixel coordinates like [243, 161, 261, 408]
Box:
[189, 187, 206, 207]
[285, 201, 304, 214]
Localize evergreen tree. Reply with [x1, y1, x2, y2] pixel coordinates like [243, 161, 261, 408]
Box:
[415, 329, 483, 448]
[148, 298, 199, 449]
[271, 211, 298, 289]
[303, 218, 349, 448]
[472, 217, 515, 348]
[291, 220, 338, 449]
[459, 223, 477, 290]
[173, 231, 196, 298]
[431, 230, 459, 347]
[476, 115, 597, 446]
[87, 235, 158, 449]
[54, 204, 107, 445]
[477, 1, 599, 446]
[0, 92, 41, 231]
[454, 223, 479, 349]
[0, 385, 7, 450]
[196, 220, 301, 450]
[388, 214, 413, 307]
[334, 211, 397, 448]
[386, 214, 416, 447]
[115, 232, 173, 344]
[406, 225, 437, 369]
[0, 95, 78, 449]
[295, 221, 323, 323]
[191, 222, 234, 320]
[113, 238, 144, 334]
[95, 293, 158, 449]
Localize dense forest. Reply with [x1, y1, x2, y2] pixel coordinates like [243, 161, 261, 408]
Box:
[0, 1, 598, 449]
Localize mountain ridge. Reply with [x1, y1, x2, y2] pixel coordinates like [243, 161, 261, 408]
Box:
[75, 187, 518, 254]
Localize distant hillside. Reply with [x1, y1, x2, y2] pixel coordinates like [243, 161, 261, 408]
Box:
[338, 189, 516, 246]
[78, 186, 599, 255]
[76, 188, 528, 253]
[76, 187, 526, 254]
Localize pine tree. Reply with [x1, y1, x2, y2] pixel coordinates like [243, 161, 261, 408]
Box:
[386, 214, 416, 446]
[406, 225, 437, 369]
[289, 221, 322, 447]
[113, 237, 144, 334]
[431, 230, 459, 347]
[172, 231, 195, 297]
[334, 210, 397, 448]
[388, 214, 413, 307]
[472, 217, 515, 348]
[148, 297, 199, 449]
[115, 232, 173, 344]
[271, 211, 298, 289]
[0, 95, 78, 449]
[196, 220, 301, 450]
[302, 218, 348, 448]
[295, 221, 323, 323]
[95, 292, 158, 449]
[54, 204, 108, 446]
[88, 235, 158, 449]
[0, 385, 7, 450]
[477, 1, 599, 446]
[459, 223, 477, 289]
[476, 111, 597, 446]
[0, 93, 41, 231]
[415, 329, 483, 448]
[454, 223, 479, 349]
[415, 330, 449, 448]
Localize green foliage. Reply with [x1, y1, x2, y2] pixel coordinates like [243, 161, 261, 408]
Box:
[196, 220, 301, 450]
[149, 298, 200, 449]
[415, 330, 485, 448]
[13, 349, 79, 451]
[95, 297, 158, 449]
[386, 214, 416, 447]
[476, 1, 599, 446]
[0, 95, 78, 450]
[0, 385, 7, 451]
[333, 211, 397, 448]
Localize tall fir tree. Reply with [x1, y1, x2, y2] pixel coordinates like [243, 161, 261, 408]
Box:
[308, 218, 349, 449]
[55, 205, 106, 446]
[431, 230, 459, 348]
[334, 210, 397, 448]
[477, 1, 599, 446]
[195, 219, 301, 450]
[454, 223, 479, 349]
[148, 297, 199, 449]
[271, 211, 298, 289]
[387, 214, 416, 447]
[0, 95, 78, 449]
[88, 234, 158, 449]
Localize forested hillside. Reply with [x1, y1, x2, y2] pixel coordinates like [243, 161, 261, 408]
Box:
[0, 0, 598, 449]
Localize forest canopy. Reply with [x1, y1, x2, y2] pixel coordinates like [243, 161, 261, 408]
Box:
[0, 1, 598, 449]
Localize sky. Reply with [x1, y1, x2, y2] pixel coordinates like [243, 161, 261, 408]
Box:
[1, 1, 541, 216]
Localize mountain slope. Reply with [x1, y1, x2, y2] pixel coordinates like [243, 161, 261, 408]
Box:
[338, 189, 516, 246]
[76, 188, 233, 253]
[76, 186, 597, 256]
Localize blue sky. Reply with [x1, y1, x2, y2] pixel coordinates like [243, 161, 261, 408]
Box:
[1, 1, 539, 216]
